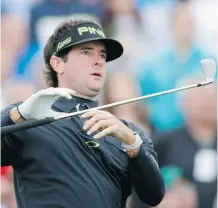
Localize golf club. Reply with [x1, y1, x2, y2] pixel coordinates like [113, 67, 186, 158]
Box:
[1, 58, 216, 136]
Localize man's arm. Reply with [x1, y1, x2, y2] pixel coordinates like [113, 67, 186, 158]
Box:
[125, 121, 165, 207]
[1, 104, 23, 166]
[80, 109, 165, 206]
[1, 88, 76, 166]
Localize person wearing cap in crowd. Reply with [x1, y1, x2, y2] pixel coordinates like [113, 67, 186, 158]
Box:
[1, 19, 165, 208]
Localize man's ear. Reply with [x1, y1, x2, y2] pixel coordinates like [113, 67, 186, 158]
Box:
[50, 55, 64, 74]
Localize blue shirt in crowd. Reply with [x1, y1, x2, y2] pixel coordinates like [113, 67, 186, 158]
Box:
[137, 45, 211, 132]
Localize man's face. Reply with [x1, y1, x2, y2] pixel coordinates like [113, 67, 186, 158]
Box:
[59, 41, 107, 97]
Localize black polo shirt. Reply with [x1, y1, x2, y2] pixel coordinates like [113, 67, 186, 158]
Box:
[1, 96, 165, 208]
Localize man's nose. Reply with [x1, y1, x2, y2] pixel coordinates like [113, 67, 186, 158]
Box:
[93, 56, 105, 67]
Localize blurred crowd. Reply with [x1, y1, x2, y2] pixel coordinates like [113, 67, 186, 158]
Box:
[1, 0, 217, 208]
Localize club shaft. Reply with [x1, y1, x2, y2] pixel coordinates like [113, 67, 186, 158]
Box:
[55, 80, 212, 120]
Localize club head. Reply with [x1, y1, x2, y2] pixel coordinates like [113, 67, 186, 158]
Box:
[201, 59, 217, 82]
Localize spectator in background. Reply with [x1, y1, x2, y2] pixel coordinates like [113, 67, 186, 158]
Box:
[136, 0, 213, 133]
[1, 6, 31, 109]
[1, 0, 37, 79]
[1, 5, 29, 78]
[136, 0, 176, 52]
[189, 0, 218, 56]
[106, 0, 146, 74]
[153, 77, 217, 208]
[1, 0, 36, 25]
[137, 0, 218, 55]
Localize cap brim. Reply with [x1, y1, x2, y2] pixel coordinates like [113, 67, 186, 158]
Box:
[100, 38, 124, 62]
[59, 37, 123, 62]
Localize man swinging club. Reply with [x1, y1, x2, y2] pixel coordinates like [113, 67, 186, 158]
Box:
[1, 19, 165, 208]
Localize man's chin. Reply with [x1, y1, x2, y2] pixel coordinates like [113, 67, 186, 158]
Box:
[90, 83, 103, 91]
[90, 87, 101, 95]
[83, 86, 101, 97]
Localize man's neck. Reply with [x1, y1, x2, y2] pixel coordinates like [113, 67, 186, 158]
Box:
[72, 93, 97, 101]
[57, 84, 97, 101]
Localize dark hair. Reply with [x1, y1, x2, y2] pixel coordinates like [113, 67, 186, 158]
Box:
[43, 19, 100, 87]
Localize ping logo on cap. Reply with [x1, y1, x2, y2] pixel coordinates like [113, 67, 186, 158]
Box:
[77, 26, 106, 38]
[57, 37, 72, 51]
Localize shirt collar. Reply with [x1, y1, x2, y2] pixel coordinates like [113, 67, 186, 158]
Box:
[52, 95, 99, 112]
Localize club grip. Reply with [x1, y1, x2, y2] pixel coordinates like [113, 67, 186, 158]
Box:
[1, 117, 54, 136]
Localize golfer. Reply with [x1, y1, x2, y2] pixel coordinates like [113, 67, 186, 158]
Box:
[1, 19, 165, 208]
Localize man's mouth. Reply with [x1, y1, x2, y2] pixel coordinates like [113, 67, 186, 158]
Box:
[91, 72, 102, 78]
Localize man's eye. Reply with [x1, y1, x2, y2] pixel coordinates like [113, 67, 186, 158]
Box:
[101, 54, 106, 60]
[82, 50, 90, 55]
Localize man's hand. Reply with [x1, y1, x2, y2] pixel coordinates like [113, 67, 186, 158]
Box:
[17, 87, 76, 120]
[81, 110, 141, 157]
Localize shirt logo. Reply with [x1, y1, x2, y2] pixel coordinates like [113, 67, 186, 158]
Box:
[77, 26, 106, 38]
[85, 141, 100, 148]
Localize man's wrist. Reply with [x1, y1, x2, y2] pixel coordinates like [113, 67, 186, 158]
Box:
[10, 107, 25, 123]
[121, 132, 143, 158]
[122, 130, 136, 145]
[122, 132, 143, 150]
